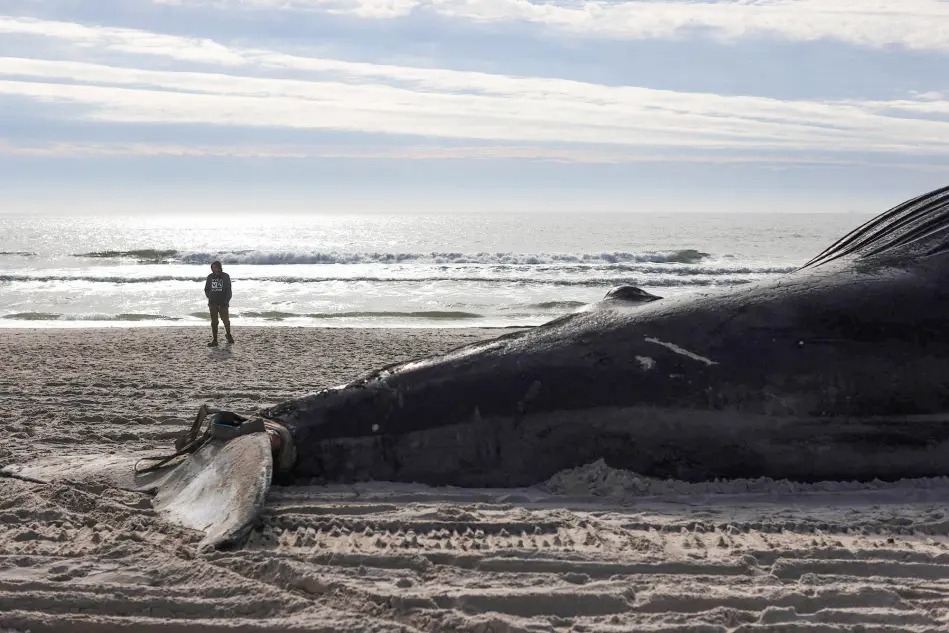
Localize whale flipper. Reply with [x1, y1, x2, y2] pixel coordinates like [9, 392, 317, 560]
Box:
[1, 433, 272, 549]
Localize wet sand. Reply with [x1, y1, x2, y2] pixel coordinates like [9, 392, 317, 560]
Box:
[1, 327, 948, 632]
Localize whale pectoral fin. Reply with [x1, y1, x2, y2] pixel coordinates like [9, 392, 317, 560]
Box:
[0, 452, 166, 491]
[152, 434, 272, 549]
[1, 433, 272, 549]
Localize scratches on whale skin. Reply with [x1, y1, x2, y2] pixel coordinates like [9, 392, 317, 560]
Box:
[635, 356, 656, 371]
[644, 338, 717, 366]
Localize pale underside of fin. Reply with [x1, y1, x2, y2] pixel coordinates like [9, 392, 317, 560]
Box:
[1, 433, 272, 549]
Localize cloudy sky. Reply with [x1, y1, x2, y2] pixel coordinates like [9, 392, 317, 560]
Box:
[2, 0, 948, 213]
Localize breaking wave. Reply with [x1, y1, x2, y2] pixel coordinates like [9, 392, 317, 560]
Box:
[0, 265, 793, 287]
[76, 249, 178, 262]
[2, 313, 181, 322]
[0, 274, 758, 287]
[241, 310, 484, 321]
[74, 249, 713, 266]
[6, 311, 483, 323]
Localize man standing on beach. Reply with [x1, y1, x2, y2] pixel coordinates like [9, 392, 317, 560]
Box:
[204, 260, 234, 347]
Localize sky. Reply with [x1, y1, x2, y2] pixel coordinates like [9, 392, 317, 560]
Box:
[2, 0, 949, 214]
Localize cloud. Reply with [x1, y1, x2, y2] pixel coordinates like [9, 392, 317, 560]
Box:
[2, 17, 949, 164]
[0, 16, 247, 66]
[6, 139, 947, 171]
[2, 27, 949, 159]
[121, 0, 949, 52]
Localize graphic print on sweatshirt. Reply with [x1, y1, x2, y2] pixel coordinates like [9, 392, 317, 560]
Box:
[207, 273, 230, 305]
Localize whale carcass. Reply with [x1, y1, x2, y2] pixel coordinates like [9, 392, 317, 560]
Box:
[261, 185, 949, 486]
[6, 186, 949, 548]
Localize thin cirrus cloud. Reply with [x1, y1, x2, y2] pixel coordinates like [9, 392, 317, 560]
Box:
[2, 139, 921, 166]
[148, 0, 949, 52]
[2, 16, 949, 165]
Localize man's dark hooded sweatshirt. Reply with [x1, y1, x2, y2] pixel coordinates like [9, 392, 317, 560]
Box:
[205, 271, 232, 306]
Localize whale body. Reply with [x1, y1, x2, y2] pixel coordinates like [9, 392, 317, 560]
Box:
[261, 186, 949, 487]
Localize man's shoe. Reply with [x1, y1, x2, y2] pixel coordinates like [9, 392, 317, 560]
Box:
[225, 333, 235, 344]
[207, 339, 219, 347]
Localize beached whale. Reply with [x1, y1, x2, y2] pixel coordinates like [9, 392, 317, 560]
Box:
[6, 185, 949, 548]
[262, 185, 949, 486]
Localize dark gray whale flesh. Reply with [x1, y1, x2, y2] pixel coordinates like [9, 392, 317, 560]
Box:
[258, 185, 949, 487]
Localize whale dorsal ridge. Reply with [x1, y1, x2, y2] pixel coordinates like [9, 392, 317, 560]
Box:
[604, 286, 663, 303]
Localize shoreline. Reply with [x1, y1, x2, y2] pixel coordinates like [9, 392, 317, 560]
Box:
[0, 322, 533, 329]
[0, 322, 537, 330]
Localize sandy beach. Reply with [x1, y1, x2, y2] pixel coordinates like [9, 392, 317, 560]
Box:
[1, 327, 948, 632]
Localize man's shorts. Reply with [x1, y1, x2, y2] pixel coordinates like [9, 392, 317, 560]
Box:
[209, 303, 230, 322]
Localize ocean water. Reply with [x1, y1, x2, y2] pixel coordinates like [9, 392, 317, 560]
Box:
[0, 212, 872, 329]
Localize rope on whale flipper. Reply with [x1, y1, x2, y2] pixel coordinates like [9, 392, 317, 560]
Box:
[134, 404, 265, 474]
[134, 404, 214, 474]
